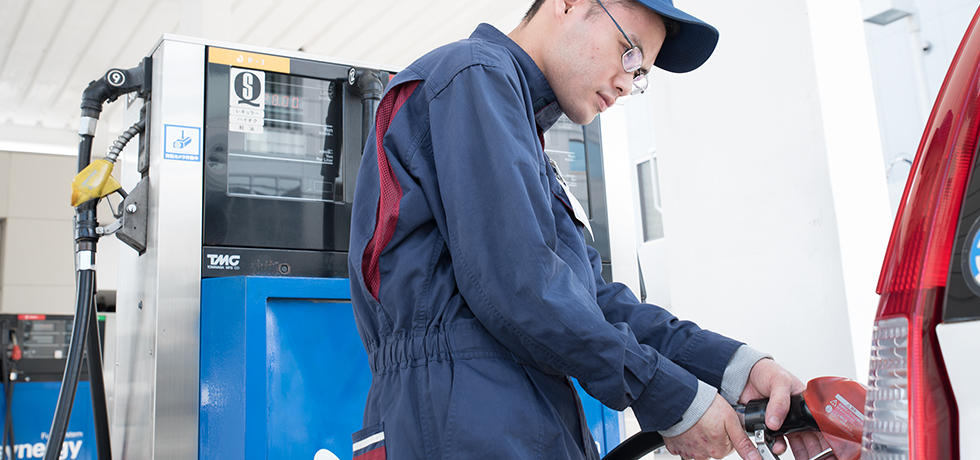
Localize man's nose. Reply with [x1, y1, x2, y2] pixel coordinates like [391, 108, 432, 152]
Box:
[613, 71, 633, 97]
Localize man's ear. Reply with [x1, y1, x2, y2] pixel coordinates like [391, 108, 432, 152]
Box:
[554, 0, 585, 21]
[548, 0, 591, 22]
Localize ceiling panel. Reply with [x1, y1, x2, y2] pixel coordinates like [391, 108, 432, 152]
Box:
[0, 0, 73, 124]
[116, 1, 182, 68]
[0, 0, 32, 82]
[0, 0, 529, 154]
[16, 0, 114, 127]
[238, 0, 324, 46]
[230, 0, 283, 43]
[332, 0, 439, 60]
[273, 0, 365, 53]
[33, 0, 157, 129]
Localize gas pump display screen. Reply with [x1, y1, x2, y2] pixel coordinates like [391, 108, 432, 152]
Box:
[226, 70, 345, 203]
[204, 54, 374, 272]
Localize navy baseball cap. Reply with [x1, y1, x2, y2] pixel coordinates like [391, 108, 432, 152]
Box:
[635, 0, 719, 73]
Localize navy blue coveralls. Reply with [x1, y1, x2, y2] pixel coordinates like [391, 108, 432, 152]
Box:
[349, 24, 751, 460]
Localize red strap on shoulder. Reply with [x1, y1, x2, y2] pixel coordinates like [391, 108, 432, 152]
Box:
[362, 80, 420, 301]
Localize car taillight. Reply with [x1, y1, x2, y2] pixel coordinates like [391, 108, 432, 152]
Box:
[864, 317, 910, 459]
[866, 7, 980, 460]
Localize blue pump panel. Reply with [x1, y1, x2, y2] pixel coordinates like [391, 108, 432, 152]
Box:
[200, 277, 370, 460]
[574, 380, 622, 455]
[0, 381, 95, 460]
[200, 276, 620, 459]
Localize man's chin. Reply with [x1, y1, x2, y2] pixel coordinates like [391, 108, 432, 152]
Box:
[564, 110, 597, 126]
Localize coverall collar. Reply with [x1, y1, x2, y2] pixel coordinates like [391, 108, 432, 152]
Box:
[470, 24, 564, 133]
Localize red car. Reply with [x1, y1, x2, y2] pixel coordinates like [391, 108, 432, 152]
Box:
[861, 4, 980, 460]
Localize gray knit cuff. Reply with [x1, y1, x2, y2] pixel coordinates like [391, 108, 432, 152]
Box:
[720, 345, 772, 405]
[658, 380, 717, 437]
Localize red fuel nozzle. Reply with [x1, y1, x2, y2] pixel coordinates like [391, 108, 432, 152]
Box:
[734, 377, 865, 460]
[10, 344, 21, 361]
[801, 376, 865, 460]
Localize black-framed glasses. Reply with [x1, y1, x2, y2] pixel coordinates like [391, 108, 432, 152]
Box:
[595, 0, 649, 95]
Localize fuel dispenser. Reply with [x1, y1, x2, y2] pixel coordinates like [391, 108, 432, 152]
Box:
[56, 35, 623, 460]
[104, 36, 391, 460]
[0, 315, 103, 460]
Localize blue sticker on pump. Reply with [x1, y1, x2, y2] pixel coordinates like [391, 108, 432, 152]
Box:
[164, 124, 201, 161]
[961, 216, 980, 296]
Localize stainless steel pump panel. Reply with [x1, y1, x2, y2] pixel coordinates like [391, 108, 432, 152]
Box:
[112, 35, 390, 460]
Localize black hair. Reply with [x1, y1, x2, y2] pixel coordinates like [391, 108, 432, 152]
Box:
[661, 15, 680, 38]
[523, 0, 547, 22]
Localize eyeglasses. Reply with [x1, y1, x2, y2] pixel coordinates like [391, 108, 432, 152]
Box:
[595, 0, 648, 95]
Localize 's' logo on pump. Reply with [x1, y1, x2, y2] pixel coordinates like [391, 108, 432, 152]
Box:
[229, 68, 266, 134]
[207, 254, 241, 270]
[234, 71, 262, 106]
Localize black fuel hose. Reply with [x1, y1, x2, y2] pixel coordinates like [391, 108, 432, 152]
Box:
[602, 431, 665, 460]
[355, 69, 384, 150]
[43, 60, 149, 460]
[43, 269, 97, 460]
[42, 152, 108, 460]
[85, 299, 112, 460]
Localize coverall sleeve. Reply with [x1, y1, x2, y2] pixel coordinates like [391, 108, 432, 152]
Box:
[587, 246, 743, 390]
[586, 247, 770, 434]
[426, 62, 697, 431]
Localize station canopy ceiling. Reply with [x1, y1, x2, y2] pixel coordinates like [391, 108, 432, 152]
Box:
[0, 0, 530, 155]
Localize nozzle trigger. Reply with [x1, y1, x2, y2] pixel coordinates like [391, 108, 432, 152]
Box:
[752, 429, 780, 460]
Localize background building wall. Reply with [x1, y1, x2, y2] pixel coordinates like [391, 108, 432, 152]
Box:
[0, 150, 121, 315]
[0, 150, 77, 314]
[864, 0, 980, 213]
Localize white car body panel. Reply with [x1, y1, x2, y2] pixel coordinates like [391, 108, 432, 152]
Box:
[936, 319, 980, 460]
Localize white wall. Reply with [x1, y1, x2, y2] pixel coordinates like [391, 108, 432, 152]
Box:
[616, 0, 894, 385]
[618, 0, 980, 385]
[623, 93, 673, 309]
[864, 0, 980, 214]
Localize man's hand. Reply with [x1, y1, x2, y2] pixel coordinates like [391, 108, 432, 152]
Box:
[662, 394, 762, 460]
[738, 359, 805, 431]
[739, 359, 835, 459]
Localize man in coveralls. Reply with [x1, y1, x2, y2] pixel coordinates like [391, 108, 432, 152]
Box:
[349, 0, 831, 459]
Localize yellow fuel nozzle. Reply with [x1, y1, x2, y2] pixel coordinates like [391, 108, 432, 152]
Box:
[70, 159, 122, 207]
